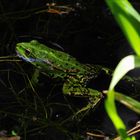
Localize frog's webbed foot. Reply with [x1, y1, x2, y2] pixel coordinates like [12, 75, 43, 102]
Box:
[73, 98, 101, 120]
[73, 92, 102, 119]
[63, 82, 102, 118]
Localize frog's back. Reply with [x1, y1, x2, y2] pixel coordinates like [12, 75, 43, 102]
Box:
[30, 40, 87, 74]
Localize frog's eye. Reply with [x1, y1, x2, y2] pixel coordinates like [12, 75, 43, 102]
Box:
[25, 49, 31, 55]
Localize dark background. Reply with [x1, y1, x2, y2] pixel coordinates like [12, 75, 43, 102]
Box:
[0, 0, 139, 139]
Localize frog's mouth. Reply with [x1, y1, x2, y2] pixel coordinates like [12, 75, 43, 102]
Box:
[16, 50, 46, 63]
[16, 50, 34, 62]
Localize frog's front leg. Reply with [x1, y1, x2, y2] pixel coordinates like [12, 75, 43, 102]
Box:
[62, 79, 103, 115]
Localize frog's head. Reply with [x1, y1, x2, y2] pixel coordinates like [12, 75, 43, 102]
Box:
[16, 40, 45, 62]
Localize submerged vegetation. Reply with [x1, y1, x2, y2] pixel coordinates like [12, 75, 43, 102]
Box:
[0, 0, 140, 140]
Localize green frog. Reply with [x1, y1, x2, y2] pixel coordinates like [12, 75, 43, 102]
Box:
[16, 40, 110, 112]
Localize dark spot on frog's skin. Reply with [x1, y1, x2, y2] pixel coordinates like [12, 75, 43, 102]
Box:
[58, 54, 62, 58]
[69, 66, 75, 69]
[67, 58, 71, 61]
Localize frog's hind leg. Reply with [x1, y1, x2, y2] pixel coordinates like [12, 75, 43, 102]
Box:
[63, 81, 102, 117]
[74, 88, 102, 119]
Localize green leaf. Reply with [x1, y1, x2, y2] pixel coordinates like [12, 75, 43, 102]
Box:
[105, 55, 140, 139]
[105, 0, 140, 139]
[109, 55, 140, 90]
[114, 91, 140, 114]
[109, 55, 134, 90]
[106, 0, 140, 56]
